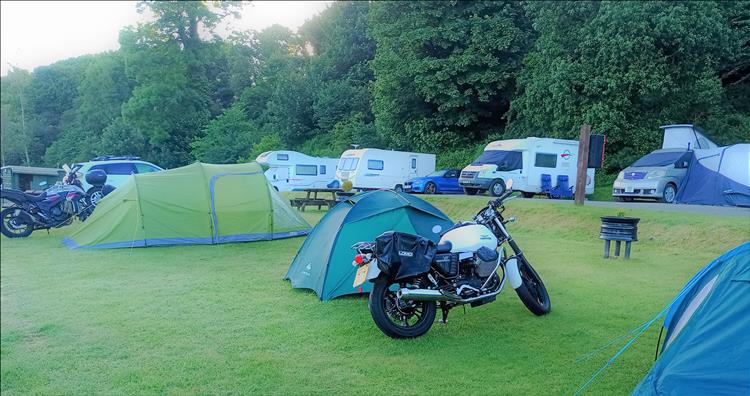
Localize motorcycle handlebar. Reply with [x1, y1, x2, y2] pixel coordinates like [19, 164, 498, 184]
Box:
[490, 190, 517, 207]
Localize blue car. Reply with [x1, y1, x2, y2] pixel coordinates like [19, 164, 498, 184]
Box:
[404, 169, 462, 194]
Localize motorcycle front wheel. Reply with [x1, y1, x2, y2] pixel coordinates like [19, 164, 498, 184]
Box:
[514, 259, 551, 315]
[0, 207, 34, 238]
[368, 279, 436, 339]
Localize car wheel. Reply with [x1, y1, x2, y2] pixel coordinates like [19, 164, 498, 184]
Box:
[660, 183, 677, 204]
[424, 182, 437, 194]
[489, 179, 506, 197]
[464, 188, 478, 196]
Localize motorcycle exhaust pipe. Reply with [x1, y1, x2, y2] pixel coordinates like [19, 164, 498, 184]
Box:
[397, 288, 461, 302]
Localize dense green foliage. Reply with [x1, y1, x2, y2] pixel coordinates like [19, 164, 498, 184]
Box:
[1, 1, 747, 171]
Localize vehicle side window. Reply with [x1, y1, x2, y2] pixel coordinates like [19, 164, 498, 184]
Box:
[535, 153, 557, 168]
[296, 165, 317, 176]
[319, 165, 326, 175]
[675, 152, 692, 169]
[134, 163, 160, 173]
[445, 170, 459, 178]
[411, 158, 417, 169]
[368, 159, 384, 170]
[91, 163, 135, 175]
[277, 153, 289, 161]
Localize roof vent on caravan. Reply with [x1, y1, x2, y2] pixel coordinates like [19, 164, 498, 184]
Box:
[660, 124, 718, 150]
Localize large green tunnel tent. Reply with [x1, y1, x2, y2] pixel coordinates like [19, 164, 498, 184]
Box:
[285, 190, 454, 300]
[64, 162, 310, 249]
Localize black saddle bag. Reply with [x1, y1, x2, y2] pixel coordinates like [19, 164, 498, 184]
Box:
[375, 231, 436, 281]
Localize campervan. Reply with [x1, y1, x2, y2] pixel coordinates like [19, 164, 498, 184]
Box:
[459, 137, 595, 197]
[255, 150, 339, 192]
[336, 149, 436, 191]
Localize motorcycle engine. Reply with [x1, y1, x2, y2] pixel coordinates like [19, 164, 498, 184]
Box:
[51, 204, 65, 218]
[444, 248, 501, 299]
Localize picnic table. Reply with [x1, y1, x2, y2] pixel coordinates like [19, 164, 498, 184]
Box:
[290, 188, 354, 211]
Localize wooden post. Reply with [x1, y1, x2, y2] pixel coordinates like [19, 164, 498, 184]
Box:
[575, 124, 591, 206]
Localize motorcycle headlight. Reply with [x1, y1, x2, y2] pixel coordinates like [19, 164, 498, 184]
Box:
[646, 170, 666, 179]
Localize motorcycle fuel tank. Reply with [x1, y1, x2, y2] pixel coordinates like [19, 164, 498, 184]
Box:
[439, 224, 497, 253]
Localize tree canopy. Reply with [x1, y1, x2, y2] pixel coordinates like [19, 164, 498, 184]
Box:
[1, 1, 747, 171]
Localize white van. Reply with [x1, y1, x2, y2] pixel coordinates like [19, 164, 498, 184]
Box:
[459, 137, 595, 197]
[336, 148, 436, 191]
[255, 150, 339, 192]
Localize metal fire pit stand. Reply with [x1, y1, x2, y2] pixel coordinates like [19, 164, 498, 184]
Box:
[599, 216, 640, 259]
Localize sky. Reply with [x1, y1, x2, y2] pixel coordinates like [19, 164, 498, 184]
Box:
[0, 1, 332, 76]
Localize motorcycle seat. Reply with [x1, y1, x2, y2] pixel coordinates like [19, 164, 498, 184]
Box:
[1, 188, 46, 202]
[436, 241, 452, 253]
[23, 192, 47, 202]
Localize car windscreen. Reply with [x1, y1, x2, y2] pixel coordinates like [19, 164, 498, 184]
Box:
[426, 170, 447, 177]
[631, 151, 686, 167]
[471, 150, 523, 171]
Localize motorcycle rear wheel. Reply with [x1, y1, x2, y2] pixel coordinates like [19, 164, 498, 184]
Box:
[514, 259, 551, 315]
[0, 207, 34, 238]
[369, 279, 436, 339]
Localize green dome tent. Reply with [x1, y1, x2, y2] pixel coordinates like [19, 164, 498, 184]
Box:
[284, 190, 454, 300]
[64, 162, 310, 249]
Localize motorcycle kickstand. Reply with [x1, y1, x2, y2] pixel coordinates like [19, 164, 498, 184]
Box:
[439, 303, 450, 325]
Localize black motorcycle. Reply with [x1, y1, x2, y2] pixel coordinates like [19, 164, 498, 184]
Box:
[0, 164, 114, 238]
[352, 180, 550, 338]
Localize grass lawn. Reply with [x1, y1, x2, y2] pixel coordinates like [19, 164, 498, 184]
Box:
[2, 196, 748, 395]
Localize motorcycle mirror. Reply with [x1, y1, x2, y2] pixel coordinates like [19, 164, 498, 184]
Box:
[62, 164, 71, 173]
[506, 178, 514, 190]
[39, 181, 48, 187]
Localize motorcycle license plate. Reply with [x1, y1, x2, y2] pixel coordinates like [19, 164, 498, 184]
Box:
[353, 263, 369, 287]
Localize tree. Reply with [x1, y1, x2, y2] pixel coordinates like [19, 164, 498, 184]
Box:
[370, 1, 534, 151]
[0, 68, 33, 165]
[192, 104, 257, 163]
[508, 1, 744, 171]
[44, 52, 133, 165]
[247, 132, 283, 160]
[99, 117, 148, 157]
[117, 1, 242, 167]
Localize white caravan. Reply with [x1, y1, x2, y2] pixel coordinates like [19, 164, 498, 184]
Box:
[459, 137, 595, 197]
[336, 148, 436, 191]
[255, 150, 339, 192]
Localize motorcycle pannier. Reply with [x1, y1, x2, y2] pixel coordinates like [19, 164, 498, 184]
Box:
[375, 231, 436, 281]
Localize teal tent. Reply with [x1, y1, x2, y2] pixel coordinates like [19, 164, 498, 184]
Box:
[285, 190, 454, 300]
[632, 242, 750, 395]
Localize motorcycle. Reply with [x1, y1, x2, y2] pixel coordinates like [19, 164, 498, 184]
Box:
[352, 179, 550, 338]
[0, 164, 114, 238]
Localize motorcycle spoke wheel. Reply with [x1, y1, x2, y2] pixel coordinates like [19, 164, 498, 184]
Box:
[520, 264, 545, 304]
[369, 279, 437, 338]
[514, 260, 551, 316]
[384, 287, 426, 329]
